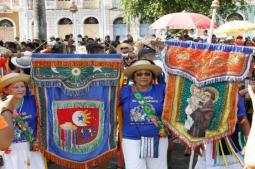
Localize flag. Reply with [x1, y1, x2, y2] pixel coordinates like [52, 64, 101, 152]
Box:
[32, 54, 121, 168]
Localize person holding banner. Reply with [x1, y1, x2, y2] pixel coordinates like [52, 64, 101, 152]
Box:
[245, 84, 255, 169]
[0, 73, 46, 169]
[0, 95, 21, 151]
[120, 59, 168, 169]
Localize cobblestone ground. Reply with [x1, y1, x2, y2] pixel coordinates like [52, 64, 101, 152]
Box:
[47, 143, 197, 169]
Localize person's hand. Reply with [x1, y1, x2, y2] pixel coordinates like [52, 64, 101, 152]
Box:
[0, 95, 22, 113]
[193, 143, 205, 156]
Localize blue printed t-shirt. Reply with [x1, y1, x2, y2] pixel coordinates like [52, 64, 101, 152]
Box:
[221, 94, 247, 154]
[233, 94, 247, 134]
[237, 94, 246, 117]
[120, 84, 165, 140]
[13, 95, 37, 143]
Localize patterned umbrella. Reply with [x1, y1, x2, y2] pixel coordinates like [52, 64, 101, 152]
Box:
[214, 20, 255, 35]
[150, 11, 217, 30]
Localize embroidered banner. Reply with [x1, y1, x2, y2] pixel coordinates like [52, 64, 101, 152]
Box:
[163, 75, 238, 147]
[162, 41, 253, 147]
[32, 54, 121, 168]
[164, 40, 253, 87]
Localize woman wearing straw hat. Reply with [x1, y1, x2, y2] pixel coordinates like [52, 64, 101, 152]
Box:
[0, 73, 46, 169]
[120, 59, 168, 169]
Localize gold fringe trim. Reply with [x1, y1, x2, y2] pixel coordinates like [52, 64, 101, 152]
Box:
[40, 147, 117, 169]
[32, 60, 121, 68]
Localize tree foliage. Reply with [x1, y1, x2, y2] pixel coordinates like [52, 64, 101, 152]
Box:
[118, 0, 247, 22]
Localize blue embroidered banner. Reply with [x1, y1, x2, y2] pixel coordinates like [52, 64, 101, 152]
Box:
[32, 54, 121, 168]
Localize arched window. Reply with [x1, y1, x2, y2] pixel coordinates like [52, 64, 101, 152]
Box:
[113, 17, 127, 41]
[84, 17, 98, 24]
[58, 18, 73, 38]
[0, 19, 13, 27]
[226, 13, 244, 21]
[113, 17, 126, 24]
[83, 17, 99, 38]
[58, 18, 72, 25]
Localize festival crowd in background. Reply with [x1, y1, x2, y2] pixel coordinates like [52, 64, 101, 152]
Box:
[0, 30, 255, 169]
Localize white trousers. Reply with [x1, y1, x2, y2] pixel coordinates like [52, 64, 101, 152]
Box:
[122, 137, 168, 169]
[1, 142, 46, 169]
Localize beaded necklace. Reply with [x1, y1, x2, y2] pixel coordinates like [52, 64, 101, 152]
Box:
[131, 86, 169, 137]
[13, 98, 34, 145]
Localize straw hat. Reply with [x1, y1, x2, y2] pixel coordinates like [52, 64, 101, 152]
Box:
[0, 73, 31, 92]
[124, 59, 162, 78]
[11, 56, 32, 69]
[116, 43, 133, 53]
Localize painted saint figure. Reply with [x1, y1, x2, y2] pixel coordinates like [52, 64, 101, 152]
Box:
[188, 88, 216, 138]
[184, 85, 203, 131]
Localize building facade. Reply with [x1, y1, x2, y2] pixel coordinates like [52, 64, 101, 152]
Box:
[1, 0, 255, 42]
[0, 0, 155, 42]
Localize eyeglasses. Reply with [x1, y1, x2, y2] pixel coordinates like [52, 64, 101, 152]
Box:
[135, 72, 152, 77]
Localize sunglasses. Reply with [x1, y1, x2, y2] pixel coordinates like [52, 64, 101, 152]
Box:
[124, 56, 136, 61]
[135, 72, 152, 77]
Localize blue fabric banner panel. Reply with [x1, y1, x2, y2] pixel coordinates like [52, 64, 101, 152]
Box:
[32, 54, 121, 168]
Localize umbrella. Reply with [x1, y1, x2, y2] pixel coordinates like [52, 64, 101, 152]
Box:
[150, 12, 217, 30]
[214, 20, 255, 35]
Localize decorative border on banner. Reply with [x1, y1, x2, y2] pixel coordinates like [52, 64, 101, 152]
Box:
[32, 56, 122, 96]
[32, 75, 120, 96]
[52, 99, 104, 153]
[41, 146, 117, 169]
[163, 40, 253, 87]
[35, 87, 119, 169]
[162, 75, 238, 148]
[32, 60, 122, 68]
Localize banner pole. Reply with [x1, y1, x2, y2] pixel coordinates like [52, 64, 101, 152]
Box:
[188, 150, 195, 169]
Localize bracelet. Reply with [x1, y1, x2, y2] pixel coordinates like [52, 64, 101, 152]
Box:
[1, 109, 13, 115]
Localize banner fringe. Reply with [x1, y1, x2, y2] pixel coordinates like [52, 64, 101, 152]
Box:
[163, 120, 236, 149]
[40, 147, 117, 169]
[33, 80, 119, 96]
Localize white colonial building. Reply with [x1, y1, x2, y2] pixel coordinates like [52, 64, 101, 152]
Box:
[1, 0, 255, 42]
[0, 0, 155, 42]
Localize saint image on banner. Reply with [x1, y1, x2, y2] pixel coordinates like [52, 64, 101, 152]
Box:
[185, 85, 219, 138]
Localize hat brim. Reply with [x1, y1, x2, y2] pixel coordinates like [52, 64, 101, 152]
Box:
[11, 57, 31, 69]
[0, 74, 31, 92]
[124, 64, 162, 78]
[116, 43, 132, 53]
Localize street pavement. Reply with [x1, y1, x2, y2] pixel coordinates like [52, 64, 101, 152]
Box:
[47, 142, 197, 169]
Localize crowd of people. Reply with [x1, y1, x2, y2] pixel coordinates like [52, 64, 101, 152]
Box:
[0, 30, 255, 169]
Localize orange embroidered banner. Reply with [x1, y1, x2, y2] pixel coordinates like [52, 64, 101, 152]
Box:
[162, 41, 253, 147]
[164, 41, 253, 86]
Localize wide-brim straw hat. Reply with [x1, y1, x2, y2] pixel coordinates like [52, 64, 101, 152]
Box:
[124, 59, 162, 78]
[11, 55, 32, 69]
[0, 73, 31, 92]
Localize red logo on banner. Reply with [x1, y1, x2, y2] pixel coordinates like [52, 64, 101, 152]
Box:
[57, 107, 99, 145]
